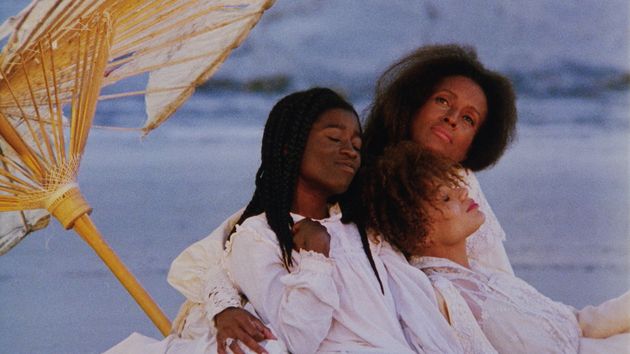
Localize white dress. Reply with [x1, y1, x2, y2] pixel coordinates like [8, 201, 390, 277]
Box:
[223, 207, 462, 353]
[165, 171, 513, 338]
[372, 239, 497, 354]
[413, 257, 630, 354]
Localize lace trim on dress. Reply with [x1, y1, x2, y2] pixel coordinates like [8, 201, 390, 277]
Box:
[415, 257, 580, 353]
[432, 277, 498, 354]
[463, 172, 505, 257]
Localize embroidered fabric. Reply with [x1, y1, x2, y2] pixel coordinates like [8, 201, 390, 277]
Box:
[169, 172, 514, 337]
[167, 209, 244, 336]
[431, 277, 498, 353]
[414, 257, 581, 354]
[223, 210, 416, 353]
[463, 172, 514, 275]
[374, 239, 466, 353]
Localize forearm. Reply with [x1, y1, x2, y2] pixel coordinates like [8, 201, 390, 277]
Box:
[577, 290, 630, 338]
[167, 209, 244, 331]
[203, 265, 243, 321]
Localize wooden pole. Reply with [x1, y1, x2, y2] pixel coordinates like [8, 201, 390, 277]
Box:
[47, 186, 171, 336]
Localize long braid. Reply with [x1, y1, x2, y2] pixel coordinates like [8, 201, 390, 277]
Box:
[233, 88, 361, 270]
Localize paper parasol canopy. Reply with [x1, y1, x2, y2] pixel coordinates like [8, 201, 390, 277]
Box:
[0, 0, 275, 335]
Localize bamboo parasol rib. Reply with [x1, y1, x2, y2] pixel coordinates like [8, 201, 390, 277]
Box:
[0, 0, 275, 336]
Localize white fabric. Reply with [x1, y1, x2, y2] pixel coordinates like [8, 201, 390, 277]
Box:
[0, 209, 49, 255]
[223, 208, 418, 353]
[463, 172, 513, 275]
[576, 290, 630, 339]
[429, 277, 497, 354]
[371, 239, 467, 353]
[166, 171, 513, 333]
[167, 209, 243, 338]
[414, 257, 630, 354]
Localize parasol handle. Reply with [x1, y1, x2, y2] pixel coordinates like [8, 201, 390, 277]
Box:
[72, 213, 172, 336]
[45, 185, 171, 335]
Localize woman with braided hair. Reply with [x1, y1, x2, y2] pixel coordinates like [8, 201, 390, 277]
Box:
[109, 87, 464, 354]
[105, 88, 463, 353]
[221, 87, 461, 353]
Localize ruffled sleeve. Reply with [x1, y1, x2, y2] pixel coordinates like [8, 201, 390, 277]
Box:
[464, 171, 514, 275]
[224, 217, 339, 354]
[167, 209, 243, 327]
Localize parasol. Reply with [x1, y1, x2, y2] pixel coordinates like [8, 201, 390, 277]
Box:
[0, 0, 275, 336]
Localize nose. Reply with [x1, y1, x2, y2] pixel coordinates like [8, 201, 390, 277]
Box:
[442, 113, 458, 128]
[340, 139, 359, 159]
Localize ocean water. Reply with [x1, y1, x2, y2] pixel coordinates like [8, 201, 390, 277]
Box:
[1, 1, 629, 353]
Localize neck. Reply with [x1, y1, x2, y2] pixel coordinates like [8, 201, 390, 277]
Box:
[292, 180, 330, 219]
[420, 239, 470, 269]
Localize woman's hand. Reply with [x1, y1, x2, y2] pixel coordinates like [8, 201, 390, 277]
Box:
[292, 218, 331, 257]
[215, 307, 276, 354]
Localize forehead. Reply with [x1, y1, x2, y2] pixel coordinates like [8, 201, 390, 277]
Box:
[313, 108, 360, 130]
[434, 76, 487, 109]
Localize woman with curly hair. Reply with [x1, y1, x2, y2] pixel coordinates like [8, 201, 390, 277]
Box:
[364, 142, 630, 354]
[359, 44, 517, 276]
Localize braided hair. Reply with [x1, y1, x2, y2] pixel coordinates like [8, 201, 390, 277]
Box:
[233, 87, 361, 270]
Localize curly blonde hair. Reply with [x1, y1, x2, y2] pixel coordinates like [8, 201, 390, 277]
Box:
[362, 142, 464, 257]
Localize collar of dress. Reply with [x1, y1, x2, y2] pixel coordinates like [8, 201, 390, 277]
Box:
[409, 256, 488, 279]
[289, 203, 342, 224]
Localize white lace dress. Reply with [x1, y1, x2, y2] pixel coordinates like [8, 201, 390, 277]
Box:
[413, 257, 630, 354]
[223, 208, 463, 353]
[462, 172, 513, 276]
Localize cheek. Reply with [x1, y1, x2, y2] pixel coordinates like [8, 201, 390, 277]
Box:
[410, 110, 430, 143]
[452, 132, 476, 160]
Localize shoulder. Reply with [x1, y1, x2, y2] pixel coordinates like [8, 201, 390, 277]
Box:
[238, 212, 271, 231]
[228, 213, 280, 249]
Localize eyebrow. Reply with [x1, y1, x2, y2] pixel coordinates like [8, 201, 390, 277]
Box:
[439, 89, 482, 117]
[323, 123, 361, 137]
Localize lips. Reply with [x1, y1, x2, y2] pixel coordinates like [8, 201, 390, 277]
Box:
[466, 200, 479, 212]
[336, 160, 357, 174]
[431, 126, 452, 143]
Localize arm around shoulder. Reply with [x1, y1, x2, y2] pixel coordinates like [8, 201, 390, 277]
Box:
[167, 209, 244, 334]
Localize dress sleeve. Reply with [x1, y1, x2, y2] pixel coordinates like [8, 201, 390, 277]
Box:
[224, 220, 339, 354]
[464, 171, 514, 275]
[167, 209, 244, 324]
[576, 290, 630, 338]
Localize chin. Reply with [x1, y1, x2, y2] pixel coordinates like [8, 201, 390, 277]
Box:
[329, 181, 353, 196]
